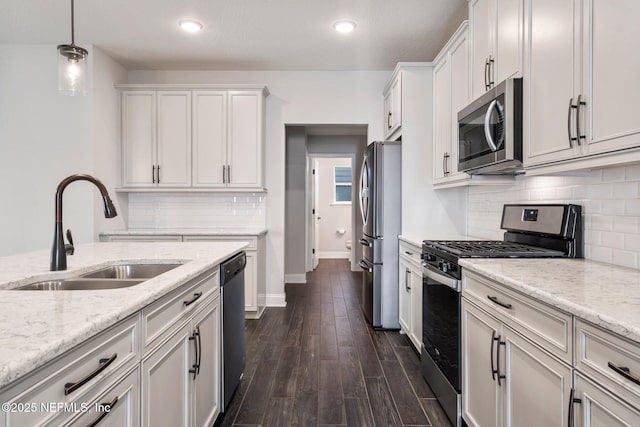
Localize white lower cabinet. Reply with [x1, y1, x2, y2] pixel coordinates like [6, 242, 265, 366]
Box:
[192, 297, 221, 427]
[573, 372, 640, 426]
[66, 367, 140, 427]
[398, 240, 422, 352]
[462, 299, 572, 427]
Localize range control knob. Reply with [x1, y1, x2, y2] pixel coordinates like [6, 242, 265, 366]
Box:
[424, 253, 436, 262]
[438, 261, 450, 273]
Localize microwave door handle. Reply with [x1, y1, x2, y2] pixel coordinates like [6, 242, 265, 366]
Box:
[484, 99, 499, 152]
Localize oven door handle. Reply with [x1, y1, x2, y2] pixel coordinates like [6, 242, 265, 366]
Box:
[359, 259, 373, 273]
[422, 263, 460, 292]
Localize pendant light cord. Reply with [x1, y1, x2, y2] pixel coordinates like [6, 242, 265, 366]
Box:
[70, 0, 75, 46]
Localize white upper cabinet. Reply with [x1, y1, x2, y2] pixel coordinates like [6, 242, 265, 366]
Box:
[383, 72, 402, 139]
[469, 0, 523, 101]
[120, 85, 268, 191]
[433, 22, 471, 186]
[228, 91, 264, 188]
[192, 91, 227, 187]
[523, 0, 640, 170]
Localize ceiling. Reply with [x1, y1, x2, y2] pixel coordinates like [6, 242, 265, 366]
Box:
[0, 0, 467, 71]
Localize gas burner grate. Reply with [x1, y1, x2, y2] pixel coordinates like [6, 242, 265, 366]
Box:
[423, 240, 565, 258]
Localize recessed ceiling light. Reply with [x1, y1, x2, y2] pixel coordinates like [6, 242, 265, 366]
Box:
[333, 20, 356, 34]
[178, 19, 203, 33]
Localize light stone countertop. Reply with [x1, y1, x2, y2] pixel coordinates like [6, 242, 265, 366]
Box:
[460, 258, 640, 344]
[0, 241, 247, 390]
[100, 228, 268, 237]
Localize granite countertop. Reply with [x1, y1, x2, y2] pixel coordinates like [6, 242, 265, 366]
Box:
[100, 228, 268, 237]
[460, 258, 640, 344]
[0, 241, 246, 390]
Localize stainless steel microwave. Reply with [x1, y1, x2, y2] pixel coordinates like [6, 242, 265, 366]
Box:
[458, 78, 523, 174]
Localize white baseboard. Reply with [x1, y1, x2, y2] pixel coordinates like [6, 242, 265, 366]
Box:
[285, 274, 307, 284]
[266, 293, 287, 307]
[318, 251, 350, 259]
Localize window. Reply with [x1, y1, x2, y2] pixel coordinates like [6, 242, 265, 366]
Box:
[334, 165, 352, 204]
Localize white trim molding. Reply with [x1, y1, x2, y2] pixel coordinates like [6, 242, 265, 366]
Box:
[285, 274, 307, 284]
[318, 251, 350, 259]
[266, 293, 287, 307]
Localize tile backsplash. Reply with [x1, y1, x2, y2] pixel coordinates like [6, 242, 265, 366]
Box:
[127, 193, 266, 229]
[468, 163, 640, 269]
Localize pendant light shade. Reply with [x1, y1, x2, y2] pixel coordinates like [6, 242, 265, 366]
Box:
[57, 0, 88, 96]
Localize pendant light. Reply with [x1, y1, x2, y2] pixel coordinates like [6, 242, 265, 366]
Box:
[57, 0, 88, 96]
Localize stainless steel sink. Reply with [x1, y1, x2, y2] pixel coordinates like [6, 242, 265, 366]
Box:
[17, 279, 144, 291]
[80, 263, 182, 279]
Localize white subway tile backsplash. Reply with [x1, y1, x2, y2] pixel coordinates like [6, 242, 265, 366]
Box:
[467, 163, 640, 270]
[127, 193, 266, 229]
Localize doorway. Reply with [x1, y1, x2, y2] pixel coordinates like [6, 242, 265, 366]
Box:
[309, 156, 354, 268]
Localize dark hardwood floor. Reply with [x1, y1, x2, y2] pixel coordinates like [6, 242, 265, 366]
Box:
[215, 259, 452, 427]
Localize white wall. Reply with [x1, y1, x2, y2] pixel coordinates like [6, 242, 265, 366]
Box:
[467, 164, 640, 269]
[316, 157, 352, 257]
[284, 126, 307, 282]
[0, 44, 94, 256]
[127, 70, 390, 305]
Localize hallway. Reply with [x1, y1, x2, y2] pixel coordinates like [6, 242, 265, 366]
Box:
[216, 259, 452, 427]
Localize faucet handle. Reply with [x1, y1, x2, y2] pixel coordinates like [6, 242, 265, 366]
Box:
[65, 229, 75, 255]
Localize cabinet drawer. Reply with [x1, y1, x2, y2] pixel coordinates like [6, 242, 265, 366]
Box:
[399, 240, 421, 266]
[142, 270, 218, 354]
[575, 319, 640, 407]
[574, 371, 640, 426]
[182, 235, 256, 250]
[65, 367, 140, 427]
[1, 316, 139, 427]
[463, 271, 572, 363]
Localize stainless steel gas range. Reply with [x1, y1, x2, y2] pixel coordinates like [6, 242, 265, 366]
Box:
[420, 204, 583, 427]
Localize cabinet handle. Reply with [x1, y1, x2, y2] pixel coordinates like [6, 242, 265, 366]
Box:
[227, 164, 231, 183]
[484, 59, 490, 90]
[156, 165, 160, 183]
[568, 98, 577, 147]
[576, 94, 586, 145]
[183, 292, 203, 307]
[189, 330, 199, 380]
[491, 331, 498, 381]
[496, 338, 506, 386]
[64, 353, 118, 395]
[223, 165, 226, 184]
[443, 152, 450, 176]
[608, 362, 640, 386]
[405, 268, 411, 291]
[86, 396, 119, 427]
[404, 251, 413, 256]
[488, 56, 495, 88]
[487, 295, 512, 309]
[152, 165, 156, 184]
[567, 388, 581, 427]
[196, 326, 202, 375]
[388, 111, 392, 129]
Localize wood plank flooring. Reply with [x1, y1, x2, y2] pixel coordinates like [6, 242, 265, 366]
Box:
[215, 259, 452, 427]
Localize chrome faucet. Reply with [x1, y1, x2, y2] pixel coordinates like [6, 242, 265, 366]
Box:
[51, 174, 118, 271]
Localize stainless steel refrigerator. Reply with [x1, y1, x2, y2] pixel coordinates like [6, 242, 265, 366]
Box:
[358, 141, 401, 329]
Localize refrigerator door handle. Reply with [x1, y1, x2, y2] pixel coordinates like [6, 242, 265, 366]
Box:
[359, 238, 372, 247]
[358, 259, 373, 273]
[359, 157, 369, 225]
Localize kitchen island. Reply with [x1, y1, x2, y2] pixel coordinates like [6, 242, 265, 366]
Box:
[0, 241, 246, 426]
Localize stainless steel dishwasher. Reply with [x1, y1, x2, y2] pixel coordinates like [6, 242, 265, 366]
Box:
[220, 251, 247, 412]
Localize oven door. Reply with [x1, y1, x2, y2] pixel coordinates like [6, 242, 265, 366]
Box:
[422, 265, 461, 391]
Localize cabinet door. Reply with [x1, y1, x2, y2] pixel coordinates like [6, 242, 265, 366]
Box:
[244, 251, 257, 312]
[523, 0, 582, 166]
[192, 298, 221, 427]
[449, 30, 470, 179]
[582, 0, 640, 156]
[228, 91, 262, 188]
[502, 326, 572, 427]
[384, 89, 393, 138]
[141, 322, 191, 427]
[398, 258, 412, 335]
[408, 264, 422, 353]
[574, 372, 640, 427]
[123, 91, 156, 187]
[469, 0, 493, 100]
[390, 74, 402, 134]
[462, 300, 502, 427]
[494, 0, 523, 84]
[156, 91, 191, 187]
[192, 91, 227, 187]
[433, 57, 451, 182]
[67, 368, 140, 427]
